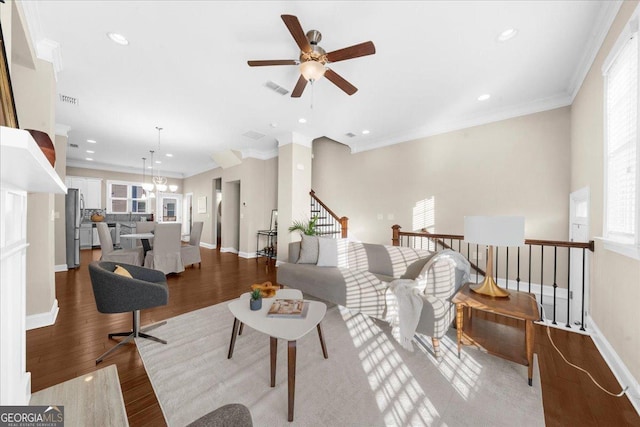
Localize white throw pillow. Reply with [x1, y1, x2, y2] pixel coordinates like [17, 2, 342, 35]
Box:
[317, 237, 338, 267]
[297, 235, 319, 264]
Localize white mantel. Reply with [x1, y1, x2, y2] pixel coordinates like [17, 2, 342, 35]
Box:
[0, 126, 66, 404]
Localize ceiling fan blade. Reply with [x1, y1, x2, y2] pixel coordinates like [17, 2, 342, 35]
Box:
[326, 41, 376, 63]
[281, 15, 311, 53]
[291, 75, 308, 98]
[247, 60, 297, 67]
[324, 69, 357, 95]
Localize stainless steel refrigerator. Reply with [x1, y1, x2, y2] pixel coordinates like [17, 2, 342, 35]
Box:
[65, 188, 83, 269]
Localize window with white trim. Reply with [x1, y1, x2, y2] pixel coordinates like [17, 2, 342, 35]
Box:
[603, 10, 640, 259]
[106, 181, 148, 214]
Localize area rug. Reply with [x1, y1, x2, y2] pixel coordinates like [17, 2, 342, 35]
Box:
[136, 302, 544, 427]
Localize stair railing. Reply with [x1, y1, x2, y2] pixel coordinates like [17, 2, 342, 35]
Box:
[310, 190, 348, 238]
[391, 224, 595, 331]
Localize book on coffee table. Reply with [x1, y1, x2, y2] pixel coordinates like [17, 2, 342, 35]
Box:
[267, 299, 309, 318]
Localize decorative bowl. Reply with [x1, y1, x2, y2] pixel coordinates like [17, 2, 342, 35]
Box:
[91, 213, 105, 222]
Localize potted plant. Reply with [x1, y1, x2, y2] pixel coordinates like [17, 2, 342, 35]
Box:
[249, 288, 262, 311]
[288, 215, 319, 236]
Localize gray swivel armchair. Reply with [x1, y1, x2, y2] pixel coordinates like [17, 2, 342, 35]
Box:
[181, 221, 204, 268]
[187, 404, 253, 427]
[88, 261, 169, 364]
[96, 222, 144, 266]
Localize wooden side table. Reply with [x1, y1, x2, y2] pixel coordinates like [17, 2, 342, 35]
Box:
[452, 283, 540, 386]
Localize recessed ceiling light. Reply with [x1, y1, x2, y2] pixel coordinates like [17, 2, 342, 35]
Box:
[270, 123, 278, 128]
[155, 160, 162, 164]
[362, 130, 370, 135]
[298, 118, 307, 124]
[87, 139, 96, 143]
[147, 166, 152, 169]
[86, 150, 95, 154]
[107, 32, 129, 46]
[497, 28, 518, 42]
[86, 157, 94, 161]
[165, 153, 173, 157]
[477, 94, 491, 101]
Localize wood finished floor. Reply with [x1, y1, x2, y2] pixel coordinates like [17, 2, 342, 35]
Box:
[27, 249, 639, 426]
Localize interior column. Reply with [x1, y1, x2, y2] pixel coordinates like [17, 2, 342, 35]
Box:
[277, 132, 313, 263]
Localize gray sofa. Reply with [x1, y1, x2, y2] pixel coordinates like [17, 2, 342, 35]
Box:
[277, 239, 463, 356]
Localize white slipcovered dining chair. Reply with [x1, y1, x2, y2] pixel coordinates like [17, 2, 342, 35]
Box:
[135, 221, 155, 249]
[180, 221, 204, 268]
[144, 223, 184, 275]
[96, 222, 144, 266]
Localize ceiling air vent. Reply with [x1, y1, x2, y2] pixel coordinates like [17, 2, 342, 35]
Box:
[242, 130, 265, 140]
[264, 81, 289, 96]
[345, 132, 357, 138]
[59, 94, 79, 105]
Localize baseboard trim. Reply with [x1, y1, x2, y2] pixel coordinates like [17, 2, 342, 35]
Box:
[54, 264, 68, 272]
[586, 314, 640, 415]
[238, 251, 256, 259]
[26, 299, 59, 330]
[220, 247, 238, 254]
[200, 242, 216, 250]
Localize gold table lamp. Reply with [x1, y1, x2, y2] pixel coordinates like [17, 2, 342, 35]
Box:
[464, 216, 525, 298]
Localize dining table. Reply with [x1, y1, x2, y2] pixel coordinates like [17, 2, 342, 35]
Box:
[119, 232, 154, 255]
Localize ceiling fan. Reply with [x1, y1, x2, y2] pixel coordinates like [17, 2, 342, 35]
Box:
[248, 14, 376, 97]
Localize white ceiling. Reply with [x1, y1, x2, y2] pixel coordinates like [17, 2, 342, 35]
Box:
[25, 1, 619, 178]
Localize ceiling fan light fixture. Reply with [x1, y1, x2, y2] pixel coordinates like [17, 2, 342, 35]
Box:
[300, 60, 326, 82]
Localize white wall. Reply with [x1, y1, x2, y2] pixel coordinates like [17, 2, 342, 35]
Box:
[312, 106, 571, 245]
[571, 0, 640, 393]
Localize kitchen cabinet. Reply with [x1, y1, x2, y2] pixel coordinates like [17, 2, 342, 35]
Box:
[80, 224, 92, 249]
[65, 176, 102, 209]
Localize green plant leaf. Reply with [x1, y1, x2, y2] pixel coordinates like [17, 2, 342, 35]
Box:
[288, 215, 319, 236]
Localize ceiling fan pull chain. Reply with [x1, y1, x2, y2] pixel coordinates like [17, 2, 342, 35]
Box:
[310, 81, 315, 110]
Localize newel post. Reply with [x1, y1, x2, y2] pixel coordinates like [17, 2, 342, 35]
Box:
[339, 217, 349, 238]
[392, 224, 401, 246]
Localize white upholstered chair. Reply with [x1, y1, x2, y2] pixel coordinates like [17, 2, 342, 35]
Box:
[135, 221, 155, 249]
[96, 222, 144, 266]
[180, 221, 204, 268]
[144, 223, 184, 275]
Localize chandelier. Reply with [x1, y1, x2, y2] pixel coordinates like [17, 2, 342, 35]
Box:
[140, 157, 148, 200]
[153, 126, 168, 192]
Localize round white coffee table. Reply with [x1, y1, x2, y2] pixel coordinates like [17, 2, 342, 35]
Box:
[227, 292, 328, 422]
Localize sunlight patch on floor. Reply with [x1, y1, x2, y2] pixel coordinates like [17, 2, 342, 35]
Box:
[414, 333, 483, 400]
[340, 306, 441, 426]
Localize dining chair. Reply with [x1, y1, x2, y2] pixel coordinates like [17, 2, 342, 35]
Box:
[180, 221, 204, 268]
[144, 223, 184, 275]
[135, 221, 156, 249]
[96, 222, 144, 266]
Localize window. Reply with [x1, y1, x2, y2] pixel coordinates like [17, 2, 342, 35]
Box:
[107, 181, 148, 214]
[603, 11, 640, 259]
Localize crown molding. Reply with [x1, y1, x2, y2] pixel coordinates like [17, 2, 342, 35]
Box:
[19, 1, 63, 77]
[66, 159, 185, 179]
[55, 124, 71, 137]
[276, 132, 313, 148]
[345, 93, 572, 154]
[241, 148, 278, 160]
[569, 0, 623, 100]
